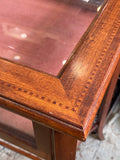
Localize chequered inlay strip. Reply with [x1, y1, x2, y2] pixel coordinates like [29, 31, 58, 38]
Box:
[0, 79, 76, 112]
[75, 0, 120, 113]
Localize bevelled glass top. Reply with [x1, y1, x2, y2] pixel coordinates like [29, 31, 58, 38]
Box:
[0, 0, 102, 75]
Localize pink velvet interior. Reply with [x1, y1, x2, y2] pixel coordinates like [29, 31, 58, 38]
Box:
[0, 0, 96, 75]
[0, 107, 34, 137]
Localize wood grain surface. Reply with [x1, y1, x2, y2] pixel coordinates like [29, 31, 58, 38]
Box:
[0, 0, 120, 141]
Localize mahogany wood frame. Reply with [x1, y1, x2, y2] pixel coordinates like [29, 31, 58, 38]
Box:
[98, 59, 120, 140]
[0, 0, 120, 159]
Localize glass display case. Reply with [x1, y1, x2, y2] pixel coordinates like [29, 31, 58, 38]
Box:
[0, 0, 120, 160]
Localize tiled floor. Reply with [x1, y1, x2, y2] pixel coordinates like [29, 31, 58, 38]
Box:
[0, 96, 120, 160]
[76, 95, 120, 160]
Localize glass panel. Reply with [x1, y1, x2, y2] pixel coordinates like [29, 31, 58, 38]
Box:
[0, 0, 104, 75]
[0, 107, 34, 137]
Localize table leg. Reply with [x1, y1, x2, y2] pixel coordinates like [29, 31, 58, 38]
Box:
[33, 122, 53, 160]
[98, 61, 120, 140]
[53, 131, 77, 160]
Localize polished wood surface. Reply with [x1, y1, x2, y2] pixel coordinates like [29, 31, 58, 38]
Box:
[0, 0, 120, 160]
[60, 0, 120, 138]
[33, 122, 53, 160]
[0, 0, 120, 142]
[0, 140, 42, 160]
[98, 59, 120, 140]
[54, 131, 77, 160]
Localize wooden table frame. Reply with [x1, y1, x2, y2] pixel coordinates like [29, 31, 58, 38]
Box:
[0, 0, 120, 159]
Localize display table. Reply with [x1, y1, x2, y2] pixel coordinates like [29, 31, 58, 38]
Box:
[0, 0, 120, 159]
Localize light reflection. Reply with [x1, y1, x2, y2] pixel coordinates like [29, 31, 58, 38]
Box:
[71, 61, 88, 78]
[20, 33, 27, 39]
[2, 23, 28, 40]
[83, 0, 89, 2]
[14, 27, 19, 31]
[62, 60, 67, 65]
[97, 6, 101, 12]
[14, 56, 21, 60]
[8, 46, 15, 49]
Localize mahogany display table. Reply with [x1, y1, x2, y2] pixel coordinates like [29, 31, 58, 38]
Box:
[0, 0, 120, 160]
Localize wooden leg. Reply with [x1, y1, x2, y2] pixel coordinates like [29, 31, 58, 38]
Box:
[33, 122, 53, 160]
[53, 131, 77, 160]
[98, 61, 120, 140]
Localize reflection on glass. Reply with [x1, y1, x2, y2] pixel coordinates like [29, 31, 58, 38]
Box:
[2, 23, 29, 40]
[0, 107, 34, 137]
[0, 0, 104, 75]
[20, 33, 27, 39]
[97, 5, 102, 12]
[83, 0, 90, 2]
[79, 0, 104, 11]
[14, 55, 21, 60]
[62, 60, 67, 65]
[8, 46, 15, 49]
